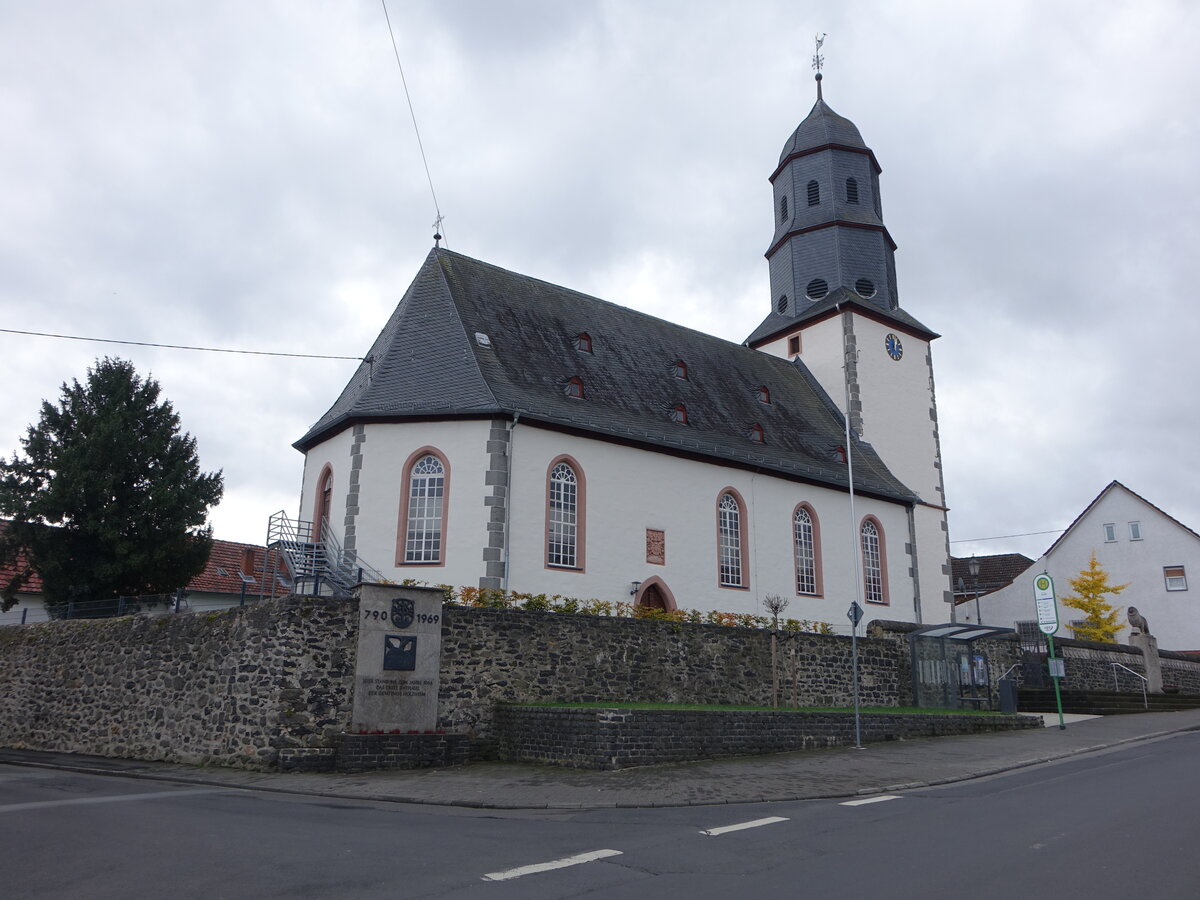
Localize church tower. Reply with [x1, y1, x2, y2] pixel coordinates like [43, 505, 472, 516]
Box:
[746, 64, 953, 622]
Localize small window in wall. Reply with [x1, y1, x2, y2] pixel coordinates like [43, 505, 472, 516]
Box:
[1129, 521, 1142, 541]
[1165, 566, 1188, 591]
[576, 332, 592, 353]
[807, 179, 820, 206]
[787, 335, 801, 356]
[672, 359, 688, 380]
[1103, 523, 1116, 542]
[846, 177, 859, 204]
[671, 404, 688, 425]
[779, 194, 789, 223]
[565, 377, 584, 399]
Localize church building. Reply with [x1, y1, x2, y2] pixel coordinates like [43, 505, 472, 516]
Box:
[293, 78, 953, 628]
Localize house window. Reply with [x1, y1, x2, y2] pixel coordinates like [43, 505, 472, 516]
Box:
[401, 451, 447, 564]
[787, 335, 801, 356]
[576, 332, 592, 353]
[1103, 523, 1116, 542]
[1165, 566, 1188, 591]
[779, 194, 789, 222]
[717, 491, 746, 588]
[671, 404, 688, 425]
[1129, 521, 1142, 541]
[748, 424, 765, 444]
[807, 179, 820, 206]
[861, 517, 887, 604]
[756, 385, 770, 404]
[672, 359, 688, 380]
[793, 504, 821, 596]
[547, 459, 583, 569]
[565, 376, 584, 399]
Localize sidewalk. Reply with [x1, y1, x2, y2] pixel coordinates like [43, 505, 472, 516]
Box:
[4, 709, 1199, 810]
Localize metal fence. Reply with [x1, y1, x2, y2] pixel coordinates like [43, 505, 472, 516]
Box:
[0, 590, 251, 626]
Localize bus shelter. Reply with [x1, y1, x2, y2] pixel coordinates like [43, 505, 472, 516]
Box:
[908, 624, 1017, 710]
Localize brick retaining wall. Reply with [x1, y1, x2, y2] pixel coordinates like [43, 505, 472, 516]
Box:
[494, 706, 1042, 770]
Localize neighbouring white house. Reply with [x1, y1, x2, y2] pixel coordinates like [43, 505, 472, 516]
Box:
[290, 74, 954, 630]
[963, 482, 1200, 652]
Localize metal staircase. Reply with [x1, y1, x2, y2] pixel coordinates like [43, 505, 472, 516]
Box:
[260, 510, 385, 599]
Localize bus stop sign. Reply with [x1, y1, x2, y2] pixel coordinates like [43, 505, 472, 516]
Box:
[1033, 573, 1059, 636]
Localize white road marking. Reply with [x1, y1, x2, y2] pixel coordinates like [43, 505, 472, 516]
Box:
[0, 787, 234, 814]
[700, 816, 789, 836]
[481, 849, 623, 882]
[840, 795, 901, 807]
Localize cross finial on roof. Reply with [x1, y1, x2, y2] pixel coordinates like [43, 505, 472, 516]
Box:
[812, 33, 826, 100]
[432, 213, 445, 247]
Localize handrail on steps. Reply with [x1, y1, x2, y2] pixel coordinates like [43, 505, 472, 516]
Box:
[1111, 662, 1149, 709]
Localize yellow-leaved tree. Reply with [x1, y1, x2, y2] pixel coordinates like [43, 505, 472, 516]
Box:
[1061, 553, 1129, 643]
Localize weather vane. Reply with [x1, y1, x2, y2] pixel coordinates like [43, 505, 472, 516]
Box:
[812, 32, 826, 99]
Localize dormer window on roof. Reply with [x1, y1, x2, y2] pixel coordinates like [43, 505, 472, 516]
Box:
[565, 377, 584, 400]
[671, 404, 688, 425]
[672, 360, 688, 380]
[748, 424, 765, 444]
[807, 179, 820, 206]
[846, 177, 859, 204]
[575, 332, 592, 353]
[756, 385, 770, 404]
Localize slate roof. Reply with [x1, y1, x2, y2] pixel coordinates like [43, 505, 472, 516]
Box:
[744, 287, 939, 349]
[777, 98, 870, 164]
[297, 249, 920, 505]
[951, 553, 1035, 601]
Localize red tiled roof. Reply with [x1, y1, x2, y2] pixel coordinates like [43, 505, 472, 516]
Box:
[1, 523, 274, 598]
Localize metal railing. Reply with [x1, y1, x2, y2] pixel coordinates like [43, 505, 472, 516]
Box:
[263, 510, 384, 599]
[1111, 662, 1149, 709]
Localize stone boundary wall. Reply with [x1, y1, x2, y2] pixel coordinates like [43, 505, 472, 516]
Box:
[0, 596, 357, 769]
[438, 608, 904, 740]
[331, 733, 470, 773]
[494, 706, 1042, 770]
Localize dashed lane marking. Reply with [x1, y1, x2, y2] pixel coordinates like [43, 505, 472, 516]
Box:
[840, 795, 901, 807]
[481, 849, 623, 882]
[700, 816, 789, 836]
[0, 787, 235, 814]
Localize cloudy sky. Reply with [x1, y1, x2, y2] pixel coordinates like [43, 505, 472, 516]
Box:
[2, 1, 1197, 568]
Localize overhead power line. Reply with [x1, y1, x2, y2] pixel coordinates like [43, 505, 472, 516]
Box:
[949, 528, 1065, 544]
[0, 328, 364, 361]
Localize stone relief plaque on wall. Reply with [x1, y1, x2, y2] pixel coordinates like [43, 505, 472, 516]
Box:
[353, 584, 443, 732]
[646, 529, 665, 565]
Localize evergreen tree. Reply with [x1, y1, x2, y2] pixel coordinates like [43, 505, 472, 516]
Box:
[1061, 553, 1128, 643]
[0, 358, 223, 617]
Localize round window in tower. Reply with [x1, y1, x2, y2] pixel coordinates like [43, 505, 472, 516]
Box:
[855, 278, 876, 299]
[805, 278, 829, 301]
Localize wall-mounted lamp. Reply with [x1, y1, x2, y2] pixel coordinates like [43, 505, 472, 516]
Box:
[630, 581, 642, 597]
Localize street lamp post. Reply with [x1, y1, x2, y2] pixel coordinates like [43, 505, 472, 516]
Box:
[969, 555, 982, 625]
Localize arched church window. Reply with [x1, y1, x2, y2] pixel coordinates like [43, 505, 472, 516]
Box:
[717, 491, 747, 588]
[779, 194, 789, 223]
[314, 465, 333, 542]
[807, 180, 820, 206]
[547, 459, 584, 570]
[794, 504, 821, 596]
[400, 451, 448, 565]
[806, 278, 829, 301]
[861, 517, 888, 604]
[846, 177, 859, 204]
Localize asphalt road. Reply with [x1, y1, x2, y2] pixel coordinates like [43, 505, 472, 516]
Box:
[2, 732, 1197, 899]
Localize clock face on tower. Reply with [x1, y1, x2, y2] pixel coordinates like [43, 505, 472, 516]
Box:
[885, 333, 903, 361]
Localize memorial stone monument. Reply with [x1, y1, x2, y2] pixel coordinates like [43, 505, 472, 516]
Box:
[352, 583, 445, 731]
[1127, 606, 1162, 694]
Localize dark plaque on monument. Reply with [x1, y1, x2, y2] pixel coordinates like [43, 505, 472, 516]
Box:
[391, 598, 415, 629]
[383, 634, 417, 671]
